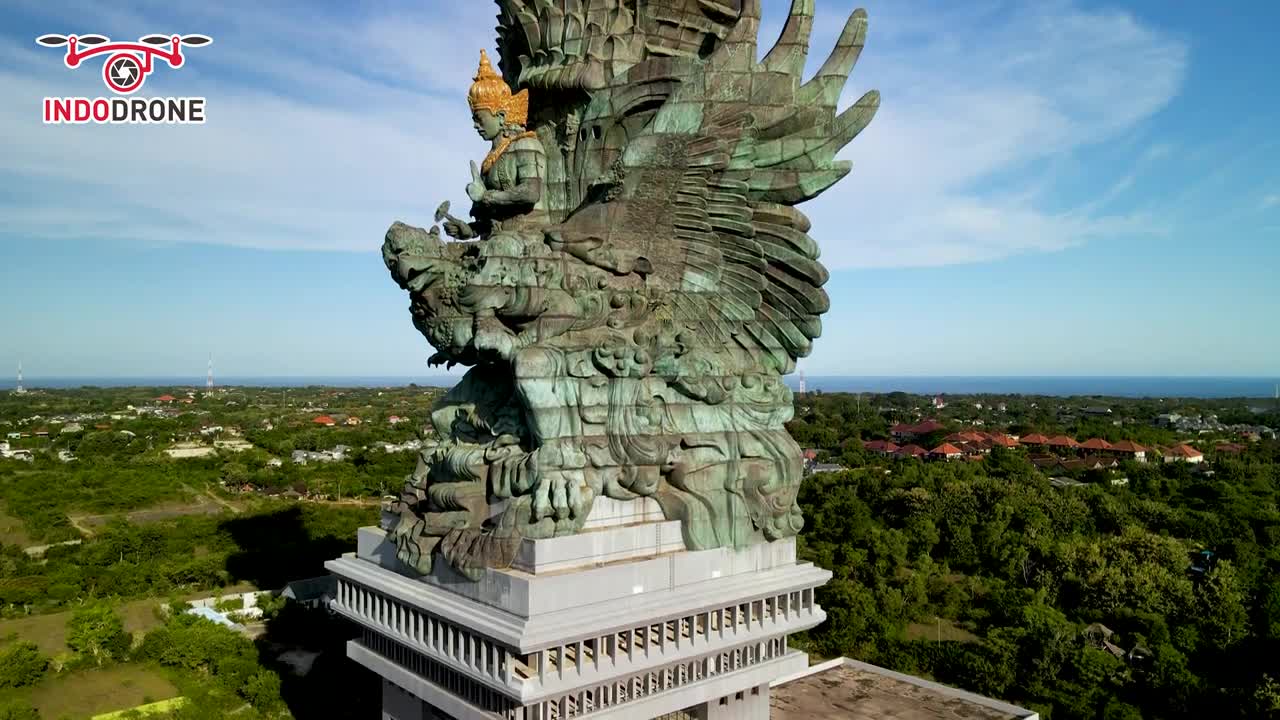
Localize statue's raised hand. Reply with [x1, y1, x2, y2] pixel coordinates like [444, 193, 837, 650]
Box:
[443, 218, 474, 240]
[465, 161, 486, 203]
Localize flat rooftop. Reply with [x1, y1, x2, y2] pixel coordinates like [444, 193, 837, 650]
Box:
[771, 659, 1037, 720]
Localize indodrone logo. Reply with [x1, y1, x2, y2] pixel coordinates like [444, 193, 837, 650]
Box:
[36, 32, 212, 124]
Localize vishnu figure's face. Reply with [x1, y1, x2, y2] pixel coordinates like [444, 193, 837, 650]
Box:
[473, 109, 504, 141]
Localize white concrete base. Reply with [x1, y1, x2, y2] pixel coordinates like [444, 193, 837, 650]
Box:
[331, 508, 830, 720]
[581, 496, 666, 531]
[694, 682, 770, 720]
[356, 526, 802, 620]
[362, 640, 807, 720]
[510, 519, 687, 575]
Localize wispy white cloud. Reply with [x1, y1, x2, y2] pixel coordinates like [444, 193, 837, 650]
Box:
[1260, 194, 1280, 211]
[1, 0, 497, 252]
[798, 0, 1188, 268]
[0, 0, 1188, 268]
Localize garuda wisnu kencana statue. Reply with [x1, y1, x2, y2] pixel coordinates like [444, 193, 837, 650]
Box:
[381, 0, 879, 580]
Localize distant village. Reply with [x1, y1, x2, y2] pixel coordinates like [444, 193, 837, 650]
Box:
[4, 386, 1276, 498]
[0, 386, 429, 471]
[801, 393, 1276, 485]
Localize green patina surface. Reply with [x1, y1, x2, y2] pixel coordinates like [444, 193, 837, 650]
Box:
[380, 0, 879, 580]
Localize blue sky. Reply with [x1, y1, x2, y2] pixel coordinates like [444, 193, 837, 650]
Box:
[1, 0, 1277, 380]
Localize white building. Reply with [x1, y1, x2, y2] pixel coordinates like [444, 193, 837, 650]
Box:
[1, 448, 34, 462]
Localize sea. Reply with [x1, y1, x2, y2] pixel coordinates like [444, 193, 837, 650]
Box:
[1, 375, 1277, 400]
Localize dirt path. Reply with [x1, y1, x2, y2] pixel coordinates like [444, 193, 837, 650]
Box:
[68, 488, 234, 533]
[67, 514, 96, 537]
[195, 484, 242, 514]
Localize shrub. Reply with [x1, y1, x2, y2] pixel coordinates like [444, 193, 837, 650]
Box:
[0, 642, 48, 688]
[240, 669, 283, 710]
[66, 603, 131, 665]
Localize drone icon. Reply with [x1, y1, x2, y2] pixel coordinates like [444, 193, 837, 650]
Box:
[36, 33, 212, 94]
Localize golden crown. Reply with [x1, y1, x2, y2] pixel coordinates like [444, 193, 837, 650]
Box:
[468, 50, 529, 127]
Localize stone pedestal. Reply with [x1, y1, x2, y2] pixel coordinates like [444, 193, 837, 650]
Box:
[327, 498, 831, 719]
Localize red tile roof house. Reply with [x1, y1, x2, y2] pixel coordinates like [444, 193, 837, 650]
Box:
[1046, 435, 1081, 452]
[944, 431, 988, 445]
[988, 434, 1020, 448]
[1079, 438, 1113, 452]
[1020, 433, 1050, 446]
[313, 415, 337, 427]
[1215, 443, 1246, 455]
[1065, 456, 1119, 471]
[1062, 458, 1105, 473]
[1031, 455, 1065, 471]
[892, 420, 947, 442]
[156, 394, 177, 403]
[929, 443, 964, 461]
[895, 444, 928, 459]
[1108, 440, 1148, 463]
[863, 440, 900, 456]
[1163, 443, 1205, 464]
[914, 420, 946, 435]
[954, 439, 993, 456]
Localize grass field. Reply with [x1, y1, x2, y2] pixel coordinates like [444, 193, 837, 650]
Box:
[0, 597, 164, 656]
[24, 665, 179, 719]
[903, 618, 982, 644]
[72, 497, 227, 531]
[0, 584, 255, 657]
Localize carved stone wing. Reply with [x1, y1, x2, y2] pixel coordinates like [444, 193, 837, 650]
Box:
[546, 0, 879, 372]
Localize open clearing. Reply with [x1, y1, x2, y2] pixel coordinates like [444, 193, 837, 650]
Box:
[0, 597, 165, 656]
[0, 582, 259, 657]
[26, 665, 179, 719]
[903, 618, 982, 644]
[70, 496, 233, 531]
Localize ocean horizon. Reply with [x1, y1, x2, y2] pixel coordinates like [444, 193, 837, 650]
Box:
[2, 375, 1277, 400]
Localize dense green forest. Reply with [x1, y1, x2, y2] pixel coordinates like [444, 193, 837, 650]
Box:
[3, 386, 1279, 718]
[0, 504, 375, 615]
[790, 394, 1280, 719]
[0, 591, 377, 719]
